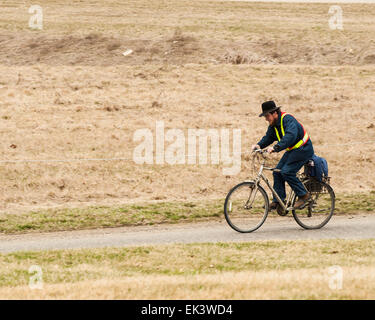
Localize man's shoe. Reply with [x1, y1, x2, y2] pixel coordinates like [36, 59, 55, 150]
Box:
[294, 193, 311, 210]
[269, 202, 278, 211]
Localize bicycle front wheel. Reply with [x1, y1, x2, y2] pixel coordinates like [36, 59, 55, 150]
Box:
[292, 179, 335, 230]
[224, 182, 269, 233]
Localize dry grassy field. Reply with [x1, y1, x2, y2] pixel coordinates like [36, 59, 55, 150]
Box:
[0, 0, 374, 215]
[0, 239, 373, 299]
[0, 0, 374, 301]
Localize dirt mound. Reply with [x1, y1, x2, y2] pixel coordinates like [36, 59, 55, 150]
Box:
[219, 37, 375, 66]
[0, 32, 202, 66]
[1, 31, 374, 66]
[363, 54, 375, 64]
[222, 50, 277, 65]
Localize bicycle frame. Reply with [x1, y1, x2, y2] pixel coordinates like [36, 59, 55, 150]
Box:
[250, 151, 299, 212]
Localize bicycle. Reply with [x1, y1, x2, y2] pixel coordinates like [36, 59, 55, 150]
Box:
[224, 149, 335, 233]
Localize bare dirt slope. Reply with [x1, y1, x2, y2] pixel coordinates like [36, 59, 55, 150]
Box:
[0, 0, 374, 214]
[1, 29, 375, 66]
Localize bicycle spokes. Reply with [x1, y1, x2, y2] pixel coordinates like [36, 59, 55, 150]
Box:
[224, 182, 269, 233]
[244, 184, 258, 209]
[292, 180, 335, 229]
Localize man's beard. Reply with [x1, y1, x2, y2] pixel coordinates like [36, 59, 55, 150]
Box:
[270, 118, 277, 126]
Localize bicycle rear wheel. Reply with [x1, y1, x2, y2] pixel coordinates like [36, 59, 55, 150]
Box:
[224, 182, 269, 233]
[292, 179, 335, 229]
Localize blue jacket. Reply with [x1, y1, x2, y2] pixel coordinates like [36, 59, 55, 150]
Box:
[257, 110, 314, 161]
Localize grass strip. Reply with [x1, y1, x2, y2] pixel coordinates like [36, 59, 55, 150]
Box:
[0, 200, 223, 234]
[0, 192, 373, 234]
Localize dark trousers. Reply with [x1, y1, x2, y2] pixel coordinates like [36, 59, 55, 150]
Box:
[272, 143, 314, 202]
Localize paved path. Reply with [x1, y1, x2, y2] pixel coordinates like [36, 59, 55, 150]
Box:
[0, 215, 374, 253]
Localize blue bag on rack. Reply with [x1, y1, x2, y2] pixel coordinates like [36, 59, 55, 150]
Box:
[304, 154, 328, 182]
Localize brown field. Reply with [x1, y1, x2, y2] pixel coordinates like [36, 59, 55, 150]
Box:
[0, 240, 374, 299]
[0, 0, 374, 215]
[1, 1, 374, 301]
[3, 267, 374, 299]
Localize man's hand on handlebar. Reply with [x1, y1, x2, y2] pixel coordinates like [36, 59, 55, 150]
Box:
[251, 144, 260, 152]
[251, 145, 275, 154]
[266, 146, 275, 154]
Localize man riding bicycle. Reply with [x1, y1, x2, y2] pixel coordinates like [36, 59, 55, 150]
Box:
[251, 100, 314, 210]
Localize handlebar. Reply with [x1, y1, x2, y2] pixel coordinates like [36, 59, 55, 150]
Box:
[252, 148, 268, 157]
[253, 148, 265, 154]
[251, 148, 279, 172]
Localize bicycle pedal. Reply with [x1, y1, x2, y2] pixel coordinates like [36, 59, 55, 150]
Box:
[276, 205, 288, 216]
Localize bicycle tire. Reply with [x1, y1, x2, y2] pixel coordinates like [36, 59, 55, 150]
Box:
[292, 180, 335, 230]
[224, 181, 269, 233]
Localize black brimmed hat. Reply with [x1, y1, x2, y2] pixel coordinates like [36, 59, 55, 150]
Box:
[259, 100, 280, 117]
